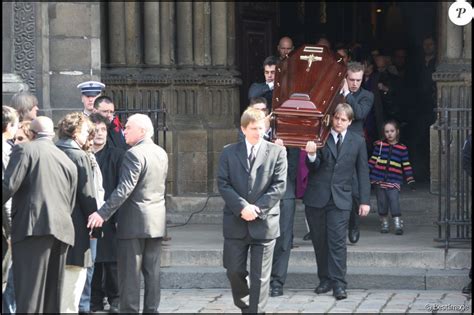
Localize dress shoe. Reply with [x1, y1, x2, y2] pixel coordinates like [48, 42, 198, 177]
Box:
[303, 232, 311, 241]
[270, 286, 283, 297]
[333, 286, 347, 300]
[314, 282, 332, 294]
[348, 228, 360, 244]
[462, 281, 471, 294]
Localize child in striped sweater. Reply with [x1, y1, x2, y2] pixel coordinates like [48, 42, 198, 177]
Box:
[368, 120, 415, 235]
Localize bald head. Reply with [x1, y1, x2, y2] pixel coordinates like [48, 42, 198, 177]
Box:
[30, 116, 55, 138]
[277, 36, 294, 59]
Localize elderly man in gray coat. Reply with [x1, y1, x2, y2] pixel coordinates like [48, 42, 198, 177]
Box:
[88, 114, 168, 313]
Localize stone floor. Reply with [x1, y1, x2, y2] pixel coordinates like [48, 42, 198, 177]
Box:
[106, 288, 471, 313]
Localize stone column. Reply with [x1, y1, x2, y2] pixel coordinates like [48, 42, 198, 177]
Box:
[124, 2, 141, 65]
[176, 2, 193, 66]
[193, 2, 206, 66]
[226, 2, 236, 67]
[160, 2, 174, 66]
[462, 22, 471, 60]
[108, 2, 126, 65]
[144, 2, 160, 65]
[430, 1, 472, 194]
[211, 2, 227, 66]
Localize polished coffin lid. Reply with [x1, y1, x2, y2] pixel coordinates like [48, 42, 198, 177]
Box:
[271, 45, 347, 148]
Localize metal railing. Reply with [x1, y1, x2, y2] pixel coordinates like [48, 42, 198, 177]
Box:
[433, 107, 471, 251]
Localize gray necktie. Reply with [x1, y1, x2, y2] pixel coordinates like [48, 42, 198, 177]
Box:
[337, 133, 343, 156]
[248, 145, 256, 168]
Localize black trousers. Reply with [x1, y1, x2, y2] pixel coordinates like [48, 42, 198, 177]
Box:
[117, 238, 162, 313]
[305, 201, 351, 289]
[270, 198, 296, 289]
[224, 234, 275, 314]
[91, 261, 119, 309]
[12, 235, 68, 313]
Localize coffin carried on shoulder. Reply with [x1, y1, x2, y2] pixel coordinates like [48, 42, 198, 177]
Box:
[271, 45, 347, 148]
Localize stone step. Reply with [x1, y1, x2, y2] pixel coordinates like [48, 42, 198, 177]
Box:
[166, 185, 442, 226]
[161, 247, 470, 269]
[159, 266, 469, 291]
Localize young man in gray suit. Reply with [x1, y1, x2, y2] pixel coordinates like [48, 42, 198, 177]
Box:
[218, 107, 288, 313]
[88, 114, 168, 313]
[3, 116, 77, 313]
[303, 103, 371, 300]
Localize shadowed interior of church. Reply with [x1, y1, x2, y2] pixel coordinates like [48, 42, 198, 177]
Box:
[236, 2, 437, 182]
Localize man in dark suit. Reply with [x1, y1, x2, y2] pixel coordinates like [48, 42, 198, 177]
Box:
[248, 56, 279, 111]
[341, 62, 374, 244]
[303, 103, 371, 300]
[269, 142, 299, 297]
[218, 107, 288, 313]
[88, 114, 168, 313]
[2, 116, 77, 313]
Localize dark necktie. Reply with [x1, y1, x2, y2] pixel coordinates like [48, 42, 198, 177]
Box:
[337, 133, 343, 156]
[248, 145, 256, 168]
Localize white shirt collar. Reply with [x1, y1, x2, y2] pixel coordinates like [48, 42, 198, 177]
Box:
[245, 139, 262, 157]
[330, 128, 347, 143]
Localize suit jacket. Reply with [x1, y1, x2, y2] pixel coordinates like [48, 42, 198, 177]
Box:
[56, 139, 98, 267]
[345, 88, 374, 137]
[218, 140, 287, 240]
[303, 131, 370, 210]
[2, 137, 77, 246]
[107, 124, 129, 150]
[248, 82, 273, 111]
[97, 138, 168, 240]
[95, 145, 124, 262]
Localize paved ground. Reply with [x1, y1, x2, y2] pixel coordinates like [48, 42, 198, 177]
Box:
[125, 288, 471, 313]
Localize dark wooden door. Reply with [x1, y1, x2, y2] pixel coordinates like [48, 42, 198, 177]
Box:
[236, 3, 278, 114]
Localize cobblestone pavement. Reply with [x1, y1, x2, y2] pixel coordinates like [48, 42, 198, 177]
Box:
[144, 289, 471, 313]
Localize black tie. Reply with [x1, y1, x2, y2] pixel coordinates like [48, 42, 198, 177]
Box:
[248, 146, 256, 168]
[337, 133, 343, 156]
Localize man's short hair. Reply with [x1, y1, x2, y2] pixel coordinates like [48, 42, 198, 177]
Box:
[347, 61, 364, 73]
[2, 105, 18, 132]
[128, 114, 154, 139]
[10, 91, 38, 122]
[88, 112, 110, 127]
[333, 103, 354, 121]
[249, 97, 268, 107]
[240, 107, 266, 128]
[262, 55, 279, 68]
[57, 112, 89, 140]
[93, 95, 114, 109]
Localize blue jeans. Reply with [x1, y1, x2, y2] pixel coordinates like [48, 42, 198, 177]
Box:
[79, 239, 97, 312]
[2, 266, 16, 314]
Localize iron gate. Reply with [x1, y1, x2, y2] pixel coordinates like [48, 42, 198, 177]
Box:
[433, 106, 471, 251]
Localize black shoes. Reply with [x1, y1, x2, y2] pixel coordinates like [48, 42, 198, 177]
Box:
[314, 282, 332, 294]
[303, 232, 311, 241]
[462, 281, 471, 294]
[270, 287, 284, 297]
[333, 286, 347, 300]
[348, 228, 360, 244]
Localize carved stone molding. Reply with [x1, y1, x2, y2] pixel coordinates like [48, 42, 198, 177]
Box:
[102, 68, 242, 86]
[13, 2, 36, 92]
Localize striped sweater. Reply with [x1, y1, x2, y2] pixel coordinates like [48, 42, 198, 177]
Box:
[368, 140, 415, 186]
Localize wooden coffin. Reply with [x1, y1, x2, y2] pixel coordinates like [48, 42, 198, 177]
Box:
[271, 45, 347, 148]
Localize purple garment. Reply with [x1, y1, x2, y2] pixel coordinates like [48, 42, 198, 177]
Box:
[296, 149, 309, 198]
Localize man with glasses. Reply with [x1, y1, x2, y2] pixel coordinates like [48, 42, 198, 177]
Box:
[94, 96, 128, 150]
